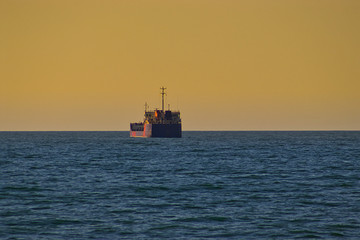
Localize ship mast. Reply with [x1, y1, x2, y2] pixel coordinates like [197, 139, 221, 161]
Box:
[160, 87, 167, 112]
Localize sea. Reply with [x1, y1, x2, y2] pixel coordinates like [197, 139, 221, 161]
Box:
[1, 131, 359, 239]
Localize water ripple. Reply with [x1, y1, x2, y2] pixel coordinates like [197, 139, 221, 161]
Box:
[0, 131, 359, 239]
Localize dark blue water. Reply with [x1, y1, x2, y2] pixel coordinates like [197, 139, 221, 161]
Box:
[1, 131, 359, 239]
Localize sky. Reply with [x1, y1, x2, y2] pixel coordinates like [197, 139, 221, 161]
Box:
[1, 0, 359, 131]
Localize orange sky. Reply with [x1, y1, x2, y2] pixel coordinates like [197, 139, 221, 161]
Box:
[1, 0, 359, 130]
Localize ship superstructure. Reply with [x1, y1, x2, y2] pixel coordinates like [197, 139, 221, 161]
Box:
[130, 87, 182, 138]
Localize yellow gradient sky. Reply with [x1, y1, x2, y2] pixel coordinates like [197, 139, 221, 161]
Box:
[1, 0, 359, 130]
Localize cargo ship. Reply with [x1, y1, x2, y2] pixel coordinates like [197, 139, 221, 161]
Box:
[130, 87, 182, 138]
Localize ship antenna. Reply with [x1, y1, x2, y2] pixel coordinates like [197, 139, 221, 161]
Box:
[160, 87, 167, 112]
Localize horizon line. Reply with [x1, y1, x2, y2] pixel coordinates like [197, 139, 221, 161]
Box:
[1, 130, 359, 132]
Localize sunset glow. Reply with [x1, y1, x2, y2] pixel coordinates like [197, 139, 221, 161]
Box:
[1, 0, 359, 130]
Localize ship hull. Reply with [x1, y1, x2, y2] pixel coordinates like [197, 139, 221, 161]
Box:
[130, 123, 181, 138]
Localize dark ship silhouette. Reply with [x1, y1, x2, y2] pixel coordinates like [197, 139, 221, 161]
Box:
[130, 87, 182, 138]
